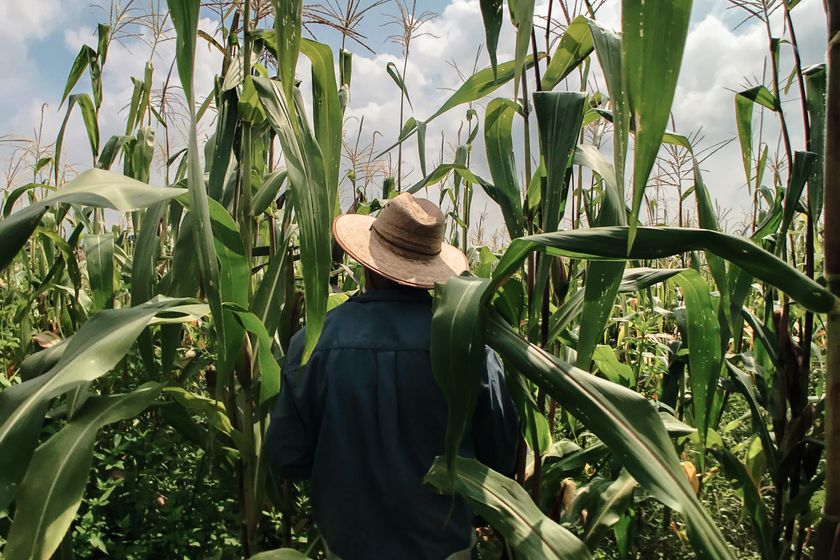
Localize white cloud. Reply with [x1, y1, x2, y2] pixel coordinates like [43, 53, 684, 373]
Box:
[0, 0, 828, 237]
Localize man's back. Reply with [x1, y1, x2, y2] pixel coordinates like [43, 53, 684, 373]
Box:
[264, 287, 518, 560]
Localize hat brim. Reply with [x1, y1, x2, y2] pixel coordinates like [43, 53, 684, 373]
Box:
[332, 214, 469, 289]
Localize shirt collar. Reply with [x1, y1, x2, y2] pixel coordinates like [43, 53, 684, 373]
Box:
[351, 287, 433, 304]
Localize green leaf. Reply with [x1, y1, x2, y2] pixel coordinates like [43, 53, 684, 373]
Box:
[431, 275, 489, 476]
[533, 92, 586, 233]
[592, 345, 634, 386]
[377, 55, 540, 158]
[0, 170, 186, 273]
[54, 94, 99, 183]
[738, 85, 778, 112]
[3, 384, 163, 560]
[735, 94, 754, 189]
[167, 0, 200, 103]
[60, 45, 96, 106]
[224, 304, 281, 404]
[251, 237, 293, 341]
[780, 151, 817, 238]
[252, 169, 288, 215]
[483, 98, 524, 238]
[531, 92, 586, 331]
[622, 0, 693, 247]
[170, 0, 226, 376]
[509, 0, 535, 98]
[0, 298, 207, 511]
[386, 62, 413, 110]
[301, 39, 342, 216]
[804, 64, 826, 219]
[85, 233, 115, 311]
[272, 0, 303, 101]
[542, 16, 594, 91]
[479, 0, 503, 77]
[712, 447, 776, 559]
[253, 77, 330, 362]
[425, 456, 592, 559]
[486, 314, 736, 559]
[674, 269, 722, 469]
[580, 470, 637, 546]
[431, 55, 539, 123]
[587, 19, 629, 194]
[488, 227, 836, 314]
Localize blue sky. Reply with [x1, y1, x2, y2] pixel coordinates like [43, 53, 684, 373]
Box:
[0, 0, 828, 237]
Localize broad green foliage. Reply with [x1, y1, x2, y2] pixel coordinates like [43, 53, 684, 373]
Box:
[0, 0, 836, 558]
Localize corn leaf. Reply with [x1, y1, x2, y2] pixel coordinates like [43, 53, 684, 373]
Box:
[0, 298, 207, 511]
[622, 0, 692, 247]
[486, 313, 736, 559]
[0, 169, 186, 272]
[253, 77, 330, 362]
[674, 269, 721, 469]
[488, 227, 836, 314]
[301, 39, 342, 215]
[542, 15, 594, 91]
[85, 233, 114, 311]
[479, 0, 503, 77]
[484, 98, 524, 238]
[431, 275, 489, 476]
[272, 0, 303, 101]
[804, 64, 826, 219]
[3, 384, 163, 560]
[425, 456, 592, 559]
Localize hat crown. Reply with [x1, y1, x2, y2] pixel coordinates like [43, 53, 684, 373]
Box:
[370, 193, 444, 259]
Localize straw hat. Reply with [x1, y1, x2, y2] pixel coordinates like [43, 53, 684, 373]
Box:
[332, 193, 469, 289]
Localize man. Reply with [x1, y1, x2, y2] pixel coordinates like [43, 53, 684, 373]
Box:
[264, 193, 519, 560]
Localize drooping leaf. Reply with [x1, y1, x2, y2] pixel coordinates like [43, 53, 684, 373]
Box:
[479, 0, 504, 77]
[674, 269, 722, 469]
[488, 227, 836, 314]
[735, 93, 754, 189]
[486, 314, 735, 559]
[484, 98, 524, 238]
[803, 64, 826, 219]
[60, 45, 96, 106]
[622, 0, 693, 247]
[3, 384, 163, 560]
[425, 456, 592, 559]
[542, 16, 594, 91]
[385, 62, 413, 110]
[431, 275, 489, 476]
[0, 298, 207, 511]
[738, 85, 778, 112]
[253, 77, 330, 362]
[0, 170, 186, 273]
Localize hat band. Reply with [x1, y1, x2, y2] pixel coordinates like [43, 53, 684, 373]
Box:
[370, 222, 442, 261]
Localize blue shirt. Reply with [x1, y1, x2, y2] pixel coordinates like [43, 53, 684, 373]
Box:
[264, 287, 519, 560]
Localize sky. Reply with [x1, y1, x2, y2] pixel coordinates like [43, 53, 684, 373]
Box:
[0, 0, 829, 240]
